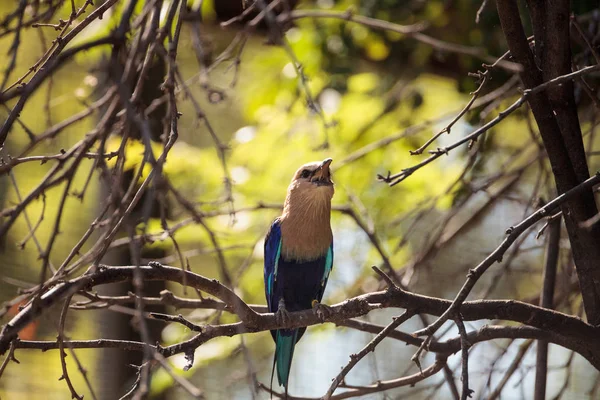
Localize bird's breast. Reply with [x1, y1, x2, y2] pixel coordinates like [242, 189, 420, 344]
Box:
[279, 224, 332, 262]
[279, 201, 332, 261]
[280, 240, 330, 262]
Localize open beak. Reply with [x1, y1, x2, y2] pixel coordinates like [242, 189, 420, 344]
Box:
[311, 158, 333, 185]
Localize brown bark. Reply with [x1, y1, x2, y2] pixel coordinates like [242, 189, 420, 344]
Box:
[496, 0, 600, 325]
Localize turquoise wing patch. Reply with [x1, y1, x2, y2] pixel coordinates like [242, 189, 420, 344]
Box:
[322, 244, 333, 285]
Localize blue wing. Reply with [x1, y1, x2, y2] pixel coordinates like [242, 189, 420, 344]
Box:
[264, 218, 282, 312]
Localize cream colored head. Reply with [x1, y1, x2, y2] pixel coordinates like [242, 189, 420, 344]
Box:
[280, 158, 335, 261]
[285, 158, 334, 207]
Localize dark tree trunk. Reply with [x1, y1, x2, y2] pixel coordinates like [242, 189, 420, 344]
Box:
[496, 0, 600, 325]
[96, 55, 170, 398]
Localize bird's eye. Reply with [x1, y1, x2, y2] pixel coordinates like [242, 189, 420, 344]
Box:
[300, 169, 311, 179]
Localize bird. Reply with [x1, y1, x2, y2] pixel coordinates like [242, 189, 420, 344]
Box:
[264, 158, 335, 397]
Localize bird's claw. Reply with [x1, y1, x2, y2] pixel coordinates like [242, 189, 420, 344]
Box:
[312, 300, 332, 322]
[275, 299, 291, 327]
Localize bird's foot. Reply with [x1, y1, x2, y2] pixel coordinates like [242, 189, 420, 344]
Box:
[312, 300, 332, 322]
[275, 299, 291, 327]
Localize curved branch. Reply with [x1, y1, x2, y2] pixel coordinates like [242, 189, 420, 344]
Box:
[2, 265, 599, 368]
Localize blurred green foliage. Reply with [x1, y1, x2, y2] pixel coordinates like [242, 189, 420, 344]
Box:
[3, 0, 597, 398]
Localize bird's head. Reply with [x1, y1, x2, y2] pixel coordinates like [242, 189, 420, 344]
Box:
[286, 158, 334, 202]
[282, 158, 334, 219]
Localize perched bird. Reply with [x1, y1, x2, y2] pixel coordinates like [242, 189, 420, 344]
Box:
[264, 158, 335, 397]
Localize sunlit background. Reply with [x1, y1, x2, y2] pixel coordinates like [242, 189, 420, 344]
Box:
[1, 0, 599, 399]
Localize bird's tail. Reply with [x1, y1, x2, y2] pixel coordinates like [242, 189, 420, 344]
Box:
[271, 329, 298, 398]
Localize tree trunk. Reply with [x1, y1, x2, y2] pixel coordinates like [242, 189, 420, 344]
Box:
[496, 0, 600, 325]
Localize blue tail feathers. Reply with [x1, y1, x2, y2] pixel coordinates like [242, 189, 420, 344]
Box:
[274, 329, 299, 390]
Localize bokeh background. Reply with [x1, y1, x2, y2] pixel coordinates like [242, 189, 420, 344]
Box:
[1, 0, 599, 399]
